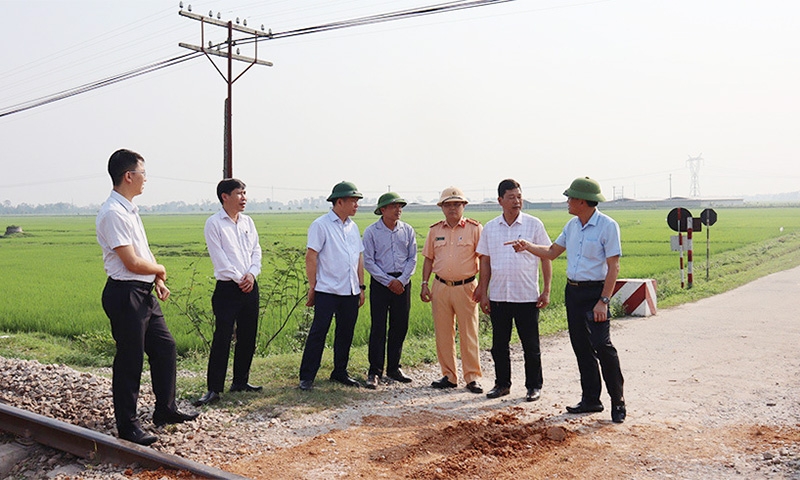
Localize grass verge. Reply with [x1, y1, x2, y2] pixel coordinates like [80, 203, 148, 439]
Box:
[1, 232, 799, 416]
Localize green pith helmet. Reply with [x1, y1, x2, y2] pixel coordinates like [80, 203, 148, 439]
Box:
[563, 176, 606, 203]
[374, 192, 407, 215]
[326, 181, 363, 202]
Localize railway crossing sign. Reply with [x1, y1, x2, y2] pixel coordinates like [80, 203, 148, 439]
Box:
[667, 208, 702, 232]
[700, 208, 717, 226]
[699, 208, 717, 280]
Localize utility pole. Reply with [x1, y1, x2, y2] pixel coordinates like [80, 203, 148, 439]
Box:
[178, 4, 273, 178]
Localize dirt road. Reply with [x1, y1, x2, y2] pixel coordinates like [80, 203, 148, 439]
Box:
[224, 266, 800, 479]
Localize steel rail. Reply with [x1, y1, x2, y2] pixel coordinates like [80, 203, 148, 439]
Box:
[0, 402, 249, 479]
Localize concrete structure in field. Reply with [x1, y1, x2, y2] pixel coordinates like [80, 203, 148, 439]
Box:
[4, 226, 23, 235]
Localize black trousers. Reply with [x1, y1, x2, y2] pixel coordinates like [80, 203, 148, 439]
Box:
[299, 291, 360, 381]
[489, 301, 542, 390]
[368, 277, 411, 376]
[206, 280, 260, 393]
[102, 279, 177, 434]
[565, 283, 624, 405]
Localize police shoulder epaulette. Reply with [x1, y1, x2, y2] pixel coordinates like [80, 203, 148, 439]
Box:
[465, 218, 481, 226]
[429, 220, 445, 228]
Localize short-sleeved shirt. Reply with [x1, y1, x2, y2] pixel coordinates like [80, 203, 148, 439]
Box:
[307, 209, 364, 296]
[422, 217, 482, 281]
[363, 219, 417, 287]
[554, 209, 622, 282]
[476, 212, 551, 302]
[204, 209, 262, 282]
[96, 190, 156, 282]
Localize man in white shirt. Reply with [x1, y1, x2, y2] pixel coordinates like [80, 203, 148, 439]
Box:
[474, 179, 552, 402]
[298, 181, 366, 391]
[96, 149, 197, 446]
[195, 178, 263, 407]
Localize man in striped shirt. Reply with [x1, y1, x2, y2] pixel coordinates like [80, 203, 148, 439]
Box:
[474, 179, 552, 402]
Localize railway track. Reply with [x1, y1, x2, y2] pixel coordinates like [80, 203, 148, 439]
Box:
[0, 402, 249, 479]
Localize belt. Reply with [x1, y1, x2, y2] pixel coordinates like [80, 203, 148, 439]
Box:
[567, 279, 604, 287]
[107, 278, 154, 290]
[435, 274, 476, 287]
[387, 272, 402, 278]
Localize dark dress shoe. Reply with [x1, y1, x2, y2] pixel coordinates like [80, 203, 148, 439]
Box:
[526, 388, 541, 402]
[465, 381, 483, 394]
[153, 409, 199, 427]
[230, 383, 263, 392]
[299, 380, 314, 391]
[386, 368, 413, 383]
[330, 375, 361, 387]
[566, 401, 604, 414]
[193, 391, 220, 407]
[431, 376, 457, 389]
[365, 374, 379, 390]
[119, 428, 158, 446]
[611, 404, 627, 423]
[486, 386, 510, 399]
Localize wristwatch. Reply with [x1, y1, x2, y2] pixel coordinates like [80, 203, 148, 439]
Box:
[359, 284, 366, 291]
[600, 296, 610, 305]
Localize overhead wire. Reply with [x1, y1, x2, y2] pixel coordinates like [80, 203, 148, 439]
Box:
[0, 52, 202, 118]
[241, 0, 513, 41]
[0, 5, 184, 103]
[0, 0, 514, 119]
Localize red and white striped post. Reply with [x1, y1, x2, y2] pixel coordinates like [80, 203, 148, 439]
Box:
[686, 216, 693, 289]
[678, 209, 685, 288]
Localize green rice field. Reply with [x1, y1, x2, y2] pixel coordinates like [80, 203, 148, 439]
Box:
[1, 207, 799, 365]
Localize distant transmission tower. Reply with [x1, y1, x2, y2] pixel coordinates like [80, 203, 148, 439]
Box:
[686, 154, 703, 197]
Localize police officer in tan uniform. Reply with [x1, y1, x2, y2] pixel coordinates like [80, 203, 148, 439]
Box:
[420, 187, 483, 394]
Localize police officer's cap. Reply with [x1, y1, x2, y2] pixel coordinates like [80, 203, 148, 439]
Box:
[437, 186, 468, 206]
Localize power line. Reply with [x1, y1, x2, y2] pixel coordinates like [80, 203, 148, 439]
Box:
[0, 0, 514, 119]
[238, 0, 514, 42]
[0, 52, 202, 118]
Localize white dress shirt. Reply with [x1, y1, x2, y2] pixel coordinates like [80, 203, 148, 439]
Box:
[307, 210, 364, 296]
[204, 209, 262, 282]
[96, 190, 156, 282]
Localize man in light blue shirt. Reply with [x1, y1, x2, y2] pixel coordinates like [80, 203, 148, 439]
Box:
[299, 181, 366, 391]
[509, 177, 626, 424]
[362, 192, 417, 389]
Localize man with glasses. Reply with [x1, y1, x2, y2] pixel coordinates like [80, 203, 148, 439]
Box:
[96, 149, 198, 446]
[420, 186, 484, 394]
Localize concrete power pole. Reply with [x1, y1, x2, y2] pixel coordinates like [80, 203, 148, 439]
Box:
[178, 4, 273, 178]
[687, 154, 703, 198]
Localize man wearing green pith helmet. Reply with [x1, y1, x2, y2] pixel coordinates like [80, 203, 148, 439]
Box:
[298, 181, 366, 391]
[362, 192, 417, 389]
[507, 177, 626, 424]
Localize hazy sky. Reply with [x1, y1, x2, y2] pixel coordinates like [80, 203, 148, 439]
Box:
[2, 0, 798, 207]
